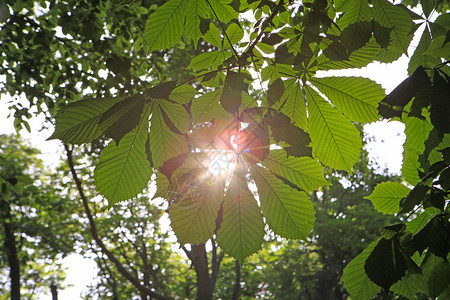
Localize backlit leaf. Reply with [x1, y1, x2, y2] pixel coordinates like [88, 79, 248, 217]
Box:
[94, 105, 152, 204]
[278, 79, 308, 131]
[342, 239, 382, 300]
[150, 101, 188, 168]
[191, 89, 229, 123]
[49, 97, 121, 144]
[305, 85, 361, 171]
[262, 149, 329, 192]
[216, 166, 265, 261]
[365, 182, 411, 215]
[169, 85, 198, 104]
[372, 0, 413, 62]
[251, 165, 315, 239]
[208, 0, 238, 23]
[169, 161, 225, 245]
[143, 0, 187, 52]
[310, 76, 385, 123]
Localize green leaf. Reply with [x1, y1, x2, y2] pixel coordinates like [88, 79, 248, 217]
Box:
[408, 27, 441, 76]
[49, 97, 121, 144]
[216, 166, 265, 262]
[251, 165, 315, 239]
[318, 39, 381, 70]
[342, 239, 382, 299]
[169, 85, 198, 104]
[310, 77, 385, 123]
[267, 78, 285, 107]
[94, 105, 152, 204]
[391, 272, 427, 299]
[185, 0, 209, 45]
[208, 0, 238, 23]
[157, 99, 190, 133]
[364, 238, 408, 292]
[169, 166, 225, 245]
[365, 182, 411, 215]
[191, 89, 229, 123]
[421, 251, 450, 298]
[203, 23, 222, 48]
[372, 0, 413, 62]
[223, 23, 243, 48]
[406, 212, 431, 235]
[278, 79, 308, 131]
[337, 0, 371, 30]
[188, 51, 232, 71]
[143, 0, 187, 52]
[98, 95, 147, 144]
[149, 101, 188, 168]
[402, 116, 434, 185]
[305, 85, 362, 171]
[262, 149, 329, 192]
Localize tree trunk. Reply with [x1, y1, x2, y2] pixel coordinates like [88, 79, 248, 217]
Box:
[231, 260, 241, 300]
[0, 200, 21, 300]
[190, 244, 212, 300]
[50, 284, 58, 300]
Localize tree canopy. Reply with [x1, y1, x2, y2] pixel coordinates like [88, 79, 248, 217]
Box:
[1, 0, 449, 298]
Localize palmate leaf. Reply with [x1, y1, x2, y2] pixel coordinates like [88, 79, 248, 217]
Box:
[278, 79, 308, 130]
[188, 51, 232, 71]
[169, 154, 225, 244]
[337, 0, 371, 30]
[310, 76, 385, 123]
[305, 85, 362, 172]
[317, 39, 381, 70]
[372, 0, 414, 62]
[191, 88, 229, 123]
[223, 23, 244, 49]
[49, 97, 122, 144]
[149, 101, 188, 168]
[208, 0, 238, 23]
[250, 165, 315, 239]
[421, 251, 450, 298]
[216, 166, 265, 262]
[98, 94, 147, 144]
[342, 239, 382, 299]
[402, 116, 434, 185]
[262, 149, 329, 192]
[391, 273, 427, 299]
[365, 182, 411, 214]
[94, 105, 152, 204]
[408, 26, 441, 76]
[143, 0, 187, 53]
[169, 84, 198, 104]
[157, 99, 190, 133]
[185, 0, 209, 46]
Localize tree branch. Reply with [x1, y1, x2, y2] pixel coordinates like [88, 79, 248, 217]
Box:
[64, 145, 170, 300]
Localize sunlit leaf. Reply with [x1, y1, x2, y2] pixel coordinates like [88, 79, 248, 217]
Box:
[143, 0, 187, 52]
[342, 239, 382, 300]
[149, 101, 188, 168]
[94, 105, 152, 204]
[262, 149, 329, 192]
[191, 89, 229, 123]
[169, 156, 225, 244]
[49, 97, 121, 144]
[251, 165, 315, 239]
[372, 0, 414, 62]
[365, 182, 411, 215]
[310, 76, 385, 123]
[216, 166, 265, 261]
[305, 85, 361, 171]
